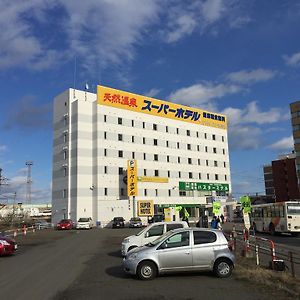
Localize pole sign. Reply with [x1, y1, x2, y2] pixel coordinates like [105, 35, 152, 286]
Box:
[213, 201, 221, 215]
[127, 160, 137, 196]
[179, 181, 229, 192]
[137, 200, 154, 216]
[240, 196, 251, 213]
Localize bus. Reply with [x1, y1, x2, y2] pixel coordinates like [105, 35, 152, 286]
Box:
[250, 201, 300, 236]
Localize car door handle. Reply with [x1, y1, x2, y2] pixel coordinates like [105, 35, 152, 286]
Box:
[184, 252, 190, 255]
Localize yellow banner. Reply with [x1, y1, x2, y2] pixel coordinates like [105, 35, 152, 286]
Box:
[137, 200, 154, 216]
[97, 85, 227, 129]
[127, 160, 137, 197]
[137, 176, 169, 183]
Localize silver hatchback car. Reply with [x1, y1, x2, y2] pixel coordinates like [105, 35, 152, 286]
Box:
[123, 228, 235, 280]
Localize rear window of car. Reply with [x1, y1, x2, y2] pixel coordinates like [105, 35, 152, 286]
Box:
[78, 218, 90, 222]
[166, 223, 183, 231]
[114, 217, 124, 221]
[193, 231, 216, 245]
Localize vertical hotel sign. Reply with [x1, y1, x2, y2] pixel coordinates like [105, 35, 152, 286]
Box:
[97, 85, 227, 129]
[127, 160, 137, 196]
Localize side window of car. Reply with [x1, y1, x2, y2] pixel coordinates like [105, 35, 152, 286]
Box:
[147, 225, 164, 237]
[164, 231, 190, 248]
[166, 223, 183, 231]
[193, 231, 216, 245]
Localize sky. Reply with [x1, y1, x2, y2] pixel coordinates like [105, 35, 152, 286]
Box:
[0, 0, 299, 205]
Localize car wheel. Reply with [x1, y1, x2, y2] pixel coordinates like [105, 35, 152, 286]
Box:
[137, 261, 157, 280]
[214, 259, 233, 278]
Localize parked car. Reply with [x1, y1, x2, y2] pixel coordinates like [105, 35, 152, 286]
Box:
[76, 217, 94, 229]
[121, 221, 189, 256]
[123, 228, 235, 280]
[34, 220, 51, 230]
[0, 236, 17, 256]
[56, 219, 74, 230]
[129, 217, 142, 228]
[148, 214, 164, 223]
[112, 217, 125, 228]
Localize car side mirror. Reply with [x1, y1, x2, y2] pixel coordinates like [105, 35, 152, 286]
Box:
[158, 242, 167, 250]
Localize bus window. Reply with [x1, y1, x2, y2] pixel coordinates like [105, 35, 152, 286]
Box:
[287, 204, 300, 215]
[279, 206, 284, 217]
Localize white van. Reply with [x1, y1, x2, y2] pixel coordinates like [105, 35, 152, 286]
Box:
[121, 221, 189, 256]
[76, 217, 94, 229]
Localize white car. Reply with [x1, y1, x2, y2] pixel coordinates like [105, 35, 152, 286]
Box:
[76, 217, 94, 229]
[121, 221, 189, 256]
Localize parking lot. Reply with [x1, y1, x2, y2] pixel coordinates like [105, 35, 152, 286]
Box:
[0, 228, 296, 300]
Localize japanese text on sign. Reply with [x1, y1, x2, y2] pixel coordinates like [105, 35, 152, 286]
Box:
[97, 85, 227, 129]
[127, 160, 137, 197]
[179, 181, 229, 192]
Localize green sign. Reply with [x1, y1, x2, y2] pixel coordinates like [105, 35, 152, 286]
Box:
[240, 196, 251, 213]
[179, 182, 229, 192]
[213, 201, 221, 215]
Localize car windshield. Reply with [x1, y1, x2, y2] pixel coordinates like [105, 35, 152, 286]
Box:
[114, 217, 123, 221]
[78, 218, 90, 222]
[130, 218, 141, 222]
[146, 230, 174, 247]
[60, 219, 71, 223]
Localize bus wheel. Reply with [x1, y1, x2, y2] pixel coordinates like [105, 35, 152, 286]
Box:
[269, 223, 276, 236]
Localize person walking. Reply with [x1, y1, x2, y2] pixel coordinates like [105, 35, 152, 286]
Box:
[211, 216, 218, 229]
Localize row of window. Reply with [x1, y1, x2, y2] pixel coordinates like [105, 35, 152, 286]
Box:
[104, 132, 226, 154]
[104, 115, 226, 142]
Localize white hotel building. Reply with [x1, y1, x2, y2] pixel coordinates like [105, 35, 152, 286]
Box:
[52, 86, 231, 226]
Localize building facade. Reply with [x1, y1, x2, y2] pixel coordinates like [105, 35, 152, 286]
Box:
[52, 86, 231, 225]
[263, 164, 275, 196]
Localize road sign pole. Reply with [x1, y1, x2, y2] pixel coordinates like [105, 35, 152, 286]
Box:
[133, 196, 136, 218]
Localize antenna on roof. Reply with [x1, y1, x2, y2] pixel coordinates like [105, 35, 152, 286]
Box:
[84, 81, 89, 101]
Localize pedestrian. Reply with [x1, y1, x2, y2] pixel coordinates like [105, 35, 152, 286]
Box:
[182, 215, 189, 226]
[211, 216, 218, 229]
[220, 214, 225, 224]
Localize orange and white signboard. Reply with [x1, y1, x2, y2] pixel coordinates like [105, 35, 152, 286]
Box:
[127, 159, 137, 197]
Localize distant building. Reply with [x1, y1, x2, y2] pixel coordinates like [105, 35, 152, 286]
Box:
[263, 153, 300, 202]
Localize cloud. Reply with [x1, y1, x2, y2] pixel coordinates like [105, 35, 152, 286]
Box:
[268, 136, 294, 151]
[0, 145, 7, 154]
[226, 68, 278, 84]
[2, 95, 52, 130]
[144, 88, 161, 98]
[168, 82, 242, 108]
[283, 52, 300, 67]
[228, 126, 262, 150]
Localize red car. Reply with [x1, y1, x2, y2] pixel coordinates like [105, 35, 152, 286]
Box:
[0, 236, 17, 256]
[56, 219, 74, 230]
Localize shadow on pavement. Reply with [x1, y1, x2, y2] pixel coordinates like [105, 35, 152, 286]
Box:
[106, 265, 132, 279]
[107, 250, 123, 258]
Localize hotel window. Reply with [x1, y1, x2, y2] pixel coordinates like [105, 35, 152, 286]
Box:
[178, 157, 181, 163]
[213, 147, 217, 154]
[144, 169, 147, 176]
[225, 175, 227, 181]
[214, 161, 218, 167]
[168, 190, 171, 197]
[104, 132, 107, 139]
[63, 133, 67, 143]
[188, 158, 192, 164]
[132, 152, 135, 159]
[63, 150, 67, 160]
[198, 173, 201, 179]
[153, 124, 157, 131]
[104, 166, 107, 174]
[207, 174, 210, 180]
[224, 162, 226, 168]
[118, 134, 123, 141]
[215, 174, 219, 180]
[206, 160, 209, 166]
[64, 115, 68, 126]
[143, 137, 146, 144]
[212, 134, 216, 141]
[104, 115, 107, 122]
[155, 170, 159, 177]
[118, 117, 122, 125]
[104, 188, 107, 196]
[143, 122, 145, 129]
[155, 189, 158, 196]
[143, 153, 146, 160]
[187, 130, 190, 136]
[204, 133, 207, 139]
[189, 172, 193, 179]
[179, 171, 181, 178]
[154, 139, 158, 146]
[120, 188, 124, 196]
[187, 144, 191, 150]
[131, 120, 134, 127]
[198, 159, 201, 165]
[118, 150, 123, 158]
[154, 154, 158, 161]
[222, 136, 225, 142]
[166, 141, 169, 147]
[205, 146, 208, 153]
[197, 145, 200, 151]
[63, 168, 67, 177]
[166, 126, 168, 133]
[177, 142, 180, 149]
[168, 170, 170, 177]
[196, 132, 199, 138]
[104, 149, 107, 156]
[167, 155, 170, 162]
[144, 189, 147, 196]
[63, 189, 67, 198]
[223, 149, 225, 155]
[119, 167, 123, 175]
[176, 128, 179, 134]
[131, 136, 135, 143]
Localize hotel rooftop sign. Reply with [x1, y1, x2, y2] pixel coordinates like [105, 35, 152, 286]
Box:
[97, 85, 227, 129]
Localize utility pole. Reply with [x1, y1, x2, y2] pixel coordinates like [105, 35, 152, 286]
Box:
[0, 168, 9, 200]
[25, 161, 33, 205]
